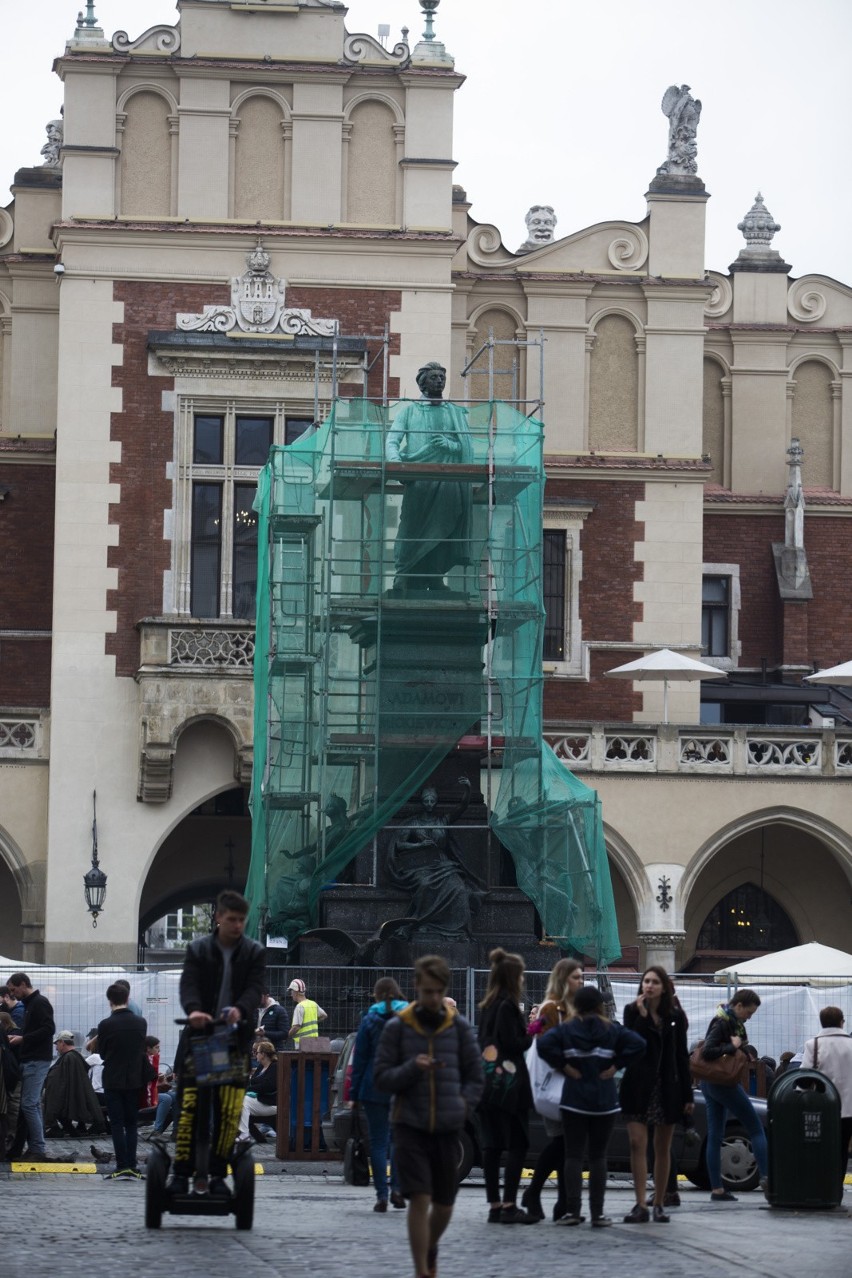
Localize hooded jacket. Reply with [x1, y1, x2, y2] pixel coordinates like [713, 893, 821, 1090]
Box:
[373, 1002, 484, 1133]
[351, 999, 408, 1106]
[538, 1014, 645, 1115]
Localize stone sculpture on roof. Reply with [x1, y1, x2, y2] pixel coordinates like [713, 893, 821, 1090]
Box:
[40, 116, 63, 168]
[516, 205, 557, 255]
[657, 84, 701, 176]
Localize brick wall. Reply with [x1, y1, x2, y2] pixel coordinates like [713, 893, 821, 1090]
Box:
[107, 282, 404, 676]
[0, 461, 55, 705]
[286, 287, 401, 400]
[544, 477, 643, 723]
[703, 510, 852, 670]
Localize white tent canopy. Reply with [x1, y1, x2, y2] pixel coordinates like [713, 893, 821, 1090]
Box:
[715, 942, 852, 985]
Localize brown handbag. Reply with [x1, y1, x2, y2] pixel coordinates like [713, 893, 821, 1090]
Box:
[689, 1040, 749, 1088]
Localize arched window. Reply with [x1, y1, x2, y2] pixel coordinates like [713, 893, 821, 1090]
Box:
[696, 882, 798, 952]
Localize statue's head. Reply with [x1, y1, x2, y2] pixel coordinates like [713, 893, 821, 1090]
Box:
[415, 362, 446, 397]
[420, 786, 438, 812]
[524, 205, 556, 245]
[324, 794, 347, 821]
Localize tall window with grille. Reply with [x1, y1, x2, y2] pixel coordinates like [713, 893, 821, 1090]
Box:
[189, 412, 272, 619]
[543, 530, 567, 660]
[701, 574, 730, 658]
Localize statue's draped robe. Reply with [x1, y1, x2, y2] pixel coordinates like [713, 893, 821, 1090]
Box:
[385, 399, 474, 581]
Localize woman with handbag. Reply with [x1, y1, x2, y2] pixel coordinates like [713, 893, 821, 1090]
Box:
[696, 988, 768, 1202]
[521, 958, 584, 1222]
[350, 977, 408, 1212]
[619, 966, 692, 1223]
[477, 948, 535, 1223]
[538, 984, 645, 1227]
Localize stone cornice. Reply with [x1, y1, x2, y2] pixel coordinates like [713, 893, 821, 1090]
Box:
[546, 455, 711, 480]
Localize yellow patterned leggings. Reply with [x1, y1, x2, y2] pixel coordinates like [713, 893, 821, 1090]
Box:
[173, 1080, 246, 1177]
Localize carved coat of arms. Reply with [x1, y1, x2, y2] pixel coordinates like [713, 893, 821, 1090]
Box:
[177, 241, 337, 337]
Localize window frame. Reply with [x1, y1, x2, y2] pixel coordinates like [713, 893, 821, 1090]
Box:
[174, 398, 314, 620]
[541, 503, 594, 677]
[700, 563, 741, 671]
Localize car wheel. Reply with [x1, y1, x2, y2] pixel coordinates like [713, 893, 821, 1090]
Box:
[719, 1125, 759, 1193]
[456, 1128, 477, 1183]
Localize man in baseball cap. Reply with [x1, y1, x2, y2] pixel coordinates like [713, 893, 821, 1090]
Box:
[286, 979, 327, 1048]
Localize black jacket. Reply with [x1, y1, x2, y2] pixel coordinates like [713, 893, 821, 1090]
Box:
[97, 1007, 148, 1091]
[477, 994, 533, 1115]
[19, 989, 55, 1063]
[374, 1003, 484, 1134]
[257, 1001, 290, 1050]
[618, 1001, 692, 1123]
[43, 1050, 106, 1130]
[179, 931, 266, 1049]
[701, 1005, 749, 1060]
[249, 1061, 278, 1104]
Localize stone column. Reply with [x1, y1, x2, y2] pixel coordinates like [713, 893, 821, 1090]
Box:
[637, 931, 686, 972]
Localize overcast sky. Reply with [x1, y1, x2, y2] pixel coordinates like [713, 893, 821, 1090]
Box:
[3, 0, 850, 283]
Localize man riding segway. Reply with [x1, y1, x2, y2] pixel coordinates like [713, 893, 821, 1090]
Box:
[168, 890, 266, 1199]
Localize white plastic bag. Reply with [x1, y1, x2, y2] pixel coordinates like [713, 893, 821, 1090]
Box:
[525, 1037, 564, 1121]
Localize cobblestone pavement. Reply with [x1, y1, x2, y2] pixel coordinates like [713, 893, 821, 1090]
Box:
[1, 1168, 850, 1278]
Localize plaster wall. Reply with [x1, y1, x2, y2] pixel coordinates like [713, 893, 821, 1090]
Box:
[60, 68, 119, 219]
[633, 479, 704, 720]
[729, 370, 789, 493]
[8, 294, 58, 436]
[179, 4, 343, 61]
[177, 77, 231, 220]
[390, 288, 454, 396]
[732, 271, 789, 325]
[646, 194, 706, 278]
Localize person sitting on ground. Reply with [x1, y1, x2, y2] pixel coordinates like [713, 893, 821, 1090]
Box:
[141, 1036, 160, 1113]
[801, 1006, 852, 1194]
[237, 1039, 278, 1142]
[43, 1030, 106, 1137]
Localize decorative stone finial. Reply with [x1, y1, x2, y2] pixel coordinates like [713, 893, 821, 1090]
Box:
[772, 434, 811, 599]
[657, 84, 702, 176]
[730, 191, 791, 274]
[411, 0, 453, 66]
[420, 0, 440, 42]
[738, 192, 781, 250]
[70, 0, 109, 48]
[516, 205, 557, 255]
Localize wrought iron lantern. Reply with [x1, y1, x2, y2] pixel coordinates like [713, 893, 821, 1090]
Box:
[84, 790, 107, 927]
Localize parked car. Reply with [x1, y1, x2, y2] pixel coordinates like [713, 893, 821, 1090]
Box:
[323, 1031, 767, 1193]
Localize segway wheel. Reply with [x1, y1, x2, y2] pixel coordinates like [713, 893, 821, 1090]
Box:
[145, 1145, 169, 1229]
[232, 1150, 255, 1230]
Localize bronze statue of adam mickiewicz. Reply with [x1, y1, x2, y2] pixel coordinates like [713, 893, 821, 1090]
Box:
[385, 362, 474, 593]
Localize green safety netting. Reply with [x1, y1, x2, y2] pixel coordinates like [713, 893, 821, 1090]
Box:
[245, 397, 620, 965]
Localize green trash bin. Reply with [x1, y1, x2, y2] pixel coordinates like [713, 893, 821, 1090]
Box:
[767, 1068, 843, 1208]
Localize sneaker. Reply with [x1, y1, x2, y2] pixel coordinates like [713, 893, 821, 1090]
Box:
[555, 1214, 584, 1226]
[119, 1168, 143, 1180]
[373, 1199, 388, 1213]
[591, 1216, 613, 1228]
[487, 1208, 502, 1224]
[520, 1188, 545, 1222]
[390, 1191, 406, 1209]
[710, 1189, 738, 1202]
[167, 1174, 189, 1196]
[500, 1205, 536, 1224]
[209, 1177, 231, 1199]
[103, 1169, 128, 1181]
[623, 1204, 651, 1223]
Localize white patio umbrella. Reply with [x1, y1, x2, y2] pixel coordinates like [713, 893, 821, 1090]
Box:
[804, 660, 852, 686]
[604, 647, 726, 724]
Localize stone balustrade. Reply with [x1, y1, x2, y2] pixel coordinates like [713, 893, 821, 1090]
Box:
[545, 724, 852, 778]
[0, 713, 46, 758]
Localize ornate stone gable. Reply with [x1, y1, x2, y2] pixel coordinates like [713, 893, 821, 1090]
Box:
[177, 242, 338, 337]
